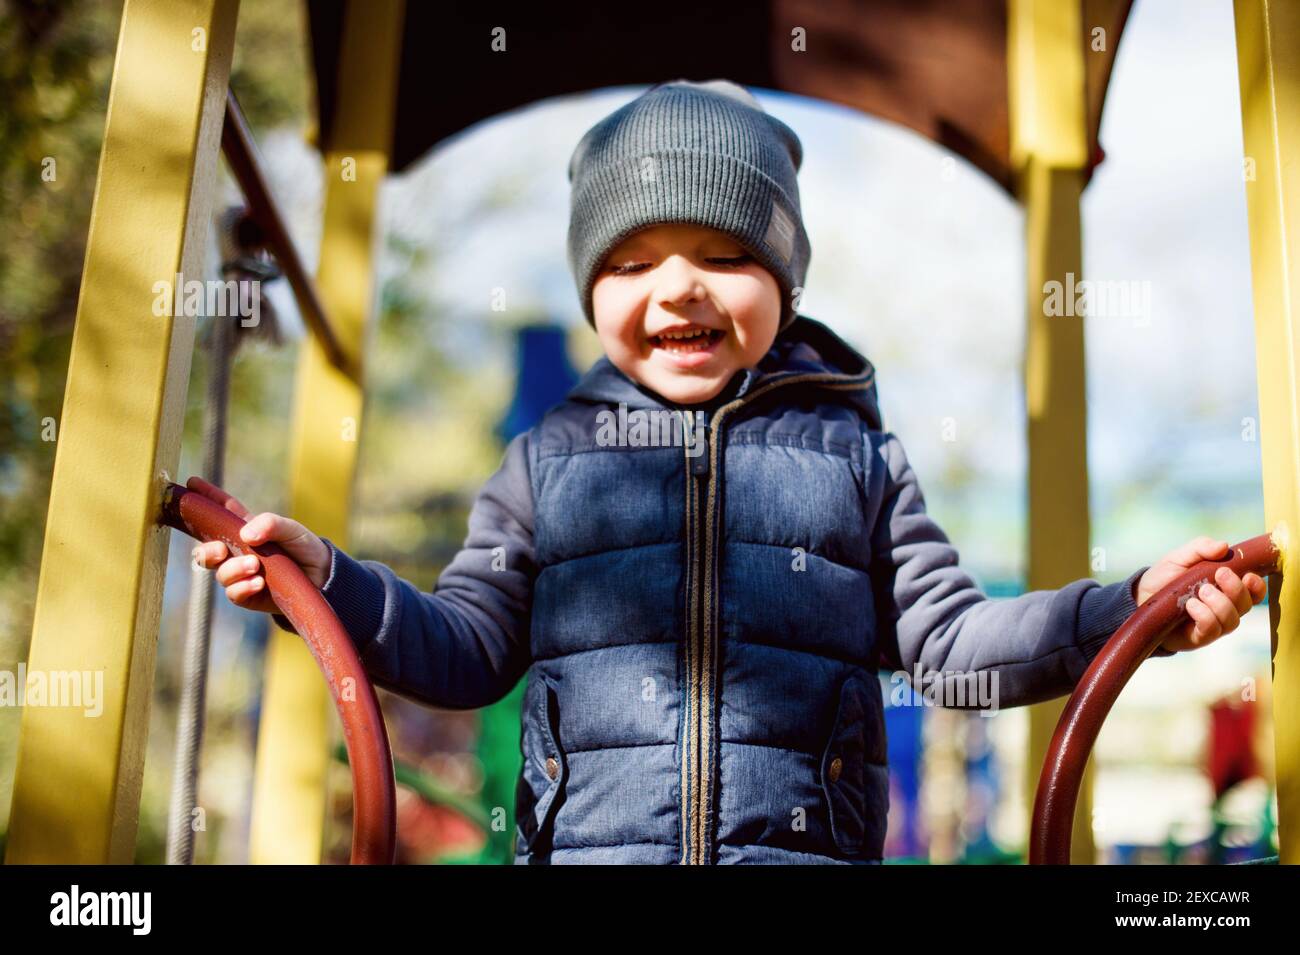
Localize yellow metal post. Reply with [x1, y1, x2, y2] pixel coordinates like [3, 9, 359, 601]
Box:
[248, 0, 404, 863]
[1008, 0, 1096, 864]
[4, 0, 240, 863]
[1234, 0, 1300, 864]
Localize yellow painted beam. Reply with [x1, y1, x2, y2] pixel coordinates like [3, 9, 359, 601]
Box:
[1008, 0, 1096, 864]
[1233, 0, 1300, 864]
[4, 0, 240, 863]
[248, 0, 404, 864]
[1008, 2, 1088, 170]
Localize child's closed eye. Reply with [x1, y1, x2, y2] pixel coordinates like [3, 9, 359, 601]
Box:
[607, 261, 652, 275]
[606, 254, 753, 276]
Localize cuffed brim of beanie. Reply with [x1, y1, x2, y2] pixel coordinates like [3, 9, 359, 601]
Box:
[568, 149, 811, 331]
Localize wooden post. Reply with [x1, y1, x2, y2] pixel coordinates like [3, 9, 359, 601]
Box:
[1233, 0, 1300, 864]
[1008, 0, 1097, 864]
[5, 0, 240, 864]
[248, 0, 404, 863]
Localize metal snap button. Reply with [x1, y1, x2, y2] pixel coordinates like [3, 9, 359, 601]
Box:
[545, 756, 559, 780]
[828, 756, 842, 783]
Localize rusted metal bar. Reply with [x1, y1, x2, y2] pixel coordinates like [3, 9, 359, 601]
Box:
[221, 89, 358, 381]
[159, 478, 395, 865]
[1030, 531, 1285, 864]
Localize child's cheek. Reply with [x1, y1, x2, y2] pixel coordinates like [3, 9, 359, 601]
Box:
[592, 286, 637, 345]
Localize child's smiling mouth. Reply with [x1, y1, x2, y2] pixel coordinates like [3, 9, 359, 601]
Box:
[647, 325, 726, 365]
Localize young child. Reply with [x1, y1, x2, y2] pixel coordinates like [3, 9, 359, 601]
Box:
[194, 79, 1266, 864]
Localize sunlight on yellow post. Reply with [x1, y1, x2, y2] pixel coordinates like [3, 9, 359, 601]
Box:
[248, 0, 404, 864]
[1234, 0, 1300, 864]
[4, 0, 239, 863]
[1008, 0, 1096, 864]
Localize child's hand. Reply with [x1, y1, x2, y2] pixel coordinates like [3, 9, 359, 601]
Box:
[1136, 536, 1267, 653]
[188, 477, 331, 615]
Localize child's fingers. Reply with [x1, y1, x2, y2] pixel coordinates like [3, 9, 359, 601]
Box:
[1169, 536, 1229, 569]
[192, 540, 229, 569]
[186, 476, 252, 519]
[1163, 571, 1266, 653]
[239, 511, 307, 546]
[225, 574, 266, 606]
[187, 536, 278, 614]
[1184, 596, 1223, 644]
[1196, 582, 1240, 634]
[216, 554, 262, 588]
[1213, 567, 1254, 617]
[1182, 599, 1212, 644]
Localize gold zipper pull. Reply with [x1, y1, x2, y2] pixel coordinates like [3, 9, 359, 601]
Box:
[689, 410, 710, 477]
[681, 413, 712, 480]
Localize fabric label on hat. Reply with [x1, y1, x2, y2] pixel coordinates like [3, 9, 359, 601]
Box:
[765, 200, 795, 264]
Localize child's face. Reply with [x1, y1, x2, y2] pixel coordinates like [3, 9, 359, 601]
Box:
[591, 223, 782, 405]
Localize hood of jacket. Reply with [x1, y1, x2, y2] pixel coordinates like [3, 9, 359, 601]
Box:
[566, 314, 884, 430]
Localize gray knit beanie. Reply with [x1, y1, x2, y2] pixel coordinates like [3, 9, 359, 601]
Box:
[566, 79, 811, 333]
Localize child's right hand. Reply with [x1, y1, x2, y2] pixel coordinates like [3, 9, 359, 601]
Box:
[188, 477, 331, 616]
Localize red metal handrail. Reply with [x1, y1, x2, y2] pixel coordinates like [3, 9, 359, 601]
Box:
[159, 477, 396, 864]
[1030, 531, 1284, 864]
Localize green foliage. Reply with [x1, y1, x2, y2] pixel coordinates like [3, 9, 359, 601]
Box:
[0, 0, 123, 643]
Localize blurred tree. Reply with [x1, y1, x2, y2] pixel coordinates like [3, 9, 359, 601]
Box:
[0, 0, 124, 648]
[0, 0, 310, 647]
[0, 0, 313, 852]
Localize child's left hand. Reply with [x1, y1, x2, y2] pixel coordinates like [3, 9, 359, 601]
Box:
[1136, 536, 1267, 653]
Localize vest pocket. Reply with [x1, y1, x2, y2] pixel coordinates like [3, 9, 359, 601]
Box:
[820, 671, 888, 858]
[515, 670, 566, 854]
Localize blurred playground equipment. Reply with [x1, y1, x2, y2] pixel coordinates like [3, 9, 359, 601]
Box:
[5, 0, 1298, 865]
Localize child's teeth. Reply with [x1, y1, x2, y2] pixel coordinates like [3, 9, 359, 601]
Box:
[655, 330, 716, 352]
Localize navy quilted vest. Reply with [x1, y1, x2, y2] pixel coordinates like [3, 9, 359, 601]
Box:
[514, 317, 889, 864]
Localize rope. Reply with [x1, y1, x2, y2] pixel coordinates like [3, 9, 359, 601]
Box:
[165, 310, 233, 864]
[165, 205, 281, 864]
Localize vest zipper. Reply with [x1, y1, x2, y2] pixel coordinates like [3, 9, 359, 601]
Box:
[678, 367, 875, 865]
[680, 408, 708, 864]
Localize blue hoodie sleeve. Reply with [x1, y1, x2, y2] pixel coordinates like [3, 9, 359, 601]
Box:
[273, 430, 537, 709]
[864, 428, 1158, 710]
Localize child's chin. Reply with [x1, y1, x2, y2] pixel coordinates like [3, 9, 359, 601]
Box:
[643, 368, 729, 405]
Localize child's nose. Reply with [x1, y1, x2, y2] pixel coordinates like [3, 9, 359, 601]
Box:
[654, 257, 708, 308]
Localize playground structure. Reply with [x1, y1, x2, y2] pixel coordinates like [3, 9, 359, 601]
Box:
[4, 0, 1299, 864]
